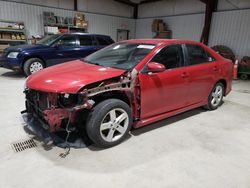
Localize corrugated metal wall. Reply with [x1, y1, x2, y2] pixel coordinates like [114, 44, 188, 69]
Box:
[209, 9, 250, 57]
[136, 9, 250, 57]
[138, 0, 205, 18]
[0, 0, 136, 41]
[136, 13, 204, 41]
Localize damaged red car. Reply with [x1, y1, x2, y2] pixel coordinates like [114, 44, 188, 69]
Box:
[23, 39, 233, 148]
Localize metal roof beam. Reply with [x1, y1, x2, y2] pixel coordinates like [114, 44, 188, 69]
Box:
[74, 0, 77, 11]
[140, 0, 162, 4]
[200, 0, 218, 44]
[114, 0, 162, 6]
[114, 0, 136, 6]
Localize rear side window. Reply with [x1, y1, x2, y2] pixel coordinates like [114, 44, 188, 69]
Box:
[96, 36, 114, 46]
[151, 44, 184, 69]
[186, 44, 214, 65]
[78, 35, 93, 46]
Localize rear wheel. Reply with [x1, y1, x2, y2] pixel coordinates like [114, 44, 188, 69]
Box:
[23, 58, 45, 76]
[86, 99, 132, 148]
[240, 74, 248, 80]
[205, 82, 224, 110]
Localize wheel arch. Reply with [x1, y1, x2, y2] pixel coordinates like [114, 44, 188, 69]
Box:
[216, 79, 227, 96]
[21, 55, 46, 69]
[90, 91, 131, 107]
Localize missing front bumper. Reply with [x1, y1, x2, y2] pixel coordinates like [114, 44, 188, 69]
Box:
[21, 112, 91, 148]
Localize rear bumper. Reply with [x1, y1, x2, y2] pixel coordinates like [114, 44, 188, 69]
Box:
[225, 79, 232, 96]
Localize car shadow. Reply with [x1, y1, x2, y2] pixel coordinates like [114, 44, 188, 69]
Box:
[30, 106, 209, 173]
[88, 107, 206, 151]
[1, 70, 24, 78]
[131, 107, 206, 136]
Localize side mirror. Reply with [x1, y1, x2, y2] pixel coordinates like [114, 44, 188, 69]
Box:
[147, 62, 166, 73]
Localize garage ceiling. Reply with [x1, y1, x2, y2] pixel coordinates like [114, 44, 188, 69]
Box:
[114, 0, 162, 6]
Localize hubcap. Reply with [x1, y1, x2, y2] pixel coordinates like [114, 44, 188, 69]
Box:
[211, 85, 223, 107]
[30, 62, 43, 73]
[100, 108, 129, 142]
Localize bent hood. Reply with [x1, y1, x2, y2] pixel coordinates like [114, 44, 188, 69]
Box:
[26, 60, 126, 93]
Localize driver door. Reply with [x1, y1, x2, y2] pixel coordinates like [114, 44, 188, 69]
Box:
[47, 35, 78, 66]
[139, 44, 189, 119]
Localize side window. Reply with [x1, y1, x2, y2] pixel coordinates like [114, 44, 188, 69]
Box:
[186, 44, 213, 65]
[78, 35, 93, 46]
[96, 36, 112, 46]
[56, 36, 77, 47]
[151, 45, 184, 69]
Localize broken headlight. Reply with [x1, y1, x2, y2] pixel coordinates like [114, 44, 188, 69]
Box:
[58, 93, 84, 107]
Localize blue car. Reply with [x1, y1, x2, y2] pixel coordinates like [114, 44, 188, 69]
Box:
[0, 33, 114, 76]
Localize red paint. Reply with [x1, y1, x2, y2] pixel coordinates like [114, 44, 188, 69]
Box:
[44, 108, 72, 132]
[26, 39, 233, 130]
[26, 60, 126, 93]
[134, 102, 206, 128]
[147, 62, 166, 72]
[233, 60, 238, 80]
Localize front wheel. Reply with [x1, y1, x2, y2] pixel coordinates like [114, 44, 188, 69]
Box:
[23, 58, 45, 76]
[86, 99, 132, 148]
[205, 82, 224, 110]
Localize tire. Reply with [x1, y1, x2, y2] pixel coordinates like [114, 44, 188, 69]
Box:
[240, 74, 248, 80]
[86, 99, 132, 148]
[205, 82, 225, 110]
[211, 45, 235, 62]
[23, 58, 45, 76]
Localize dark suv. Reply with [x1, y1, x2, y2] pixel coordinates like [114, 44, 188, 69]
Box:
[0, 33, 114, 76]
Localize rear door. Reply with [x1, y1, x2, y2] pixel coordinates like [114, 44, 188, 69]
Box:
[95, 35, 114, 48]
[184, 44, 219, 105]
[139, 44, 189, 119]
[76, 35, 97, 58]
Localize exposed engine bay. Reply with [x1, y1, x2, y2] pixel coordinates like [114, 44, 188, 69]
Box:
[23, 70, 140, 137]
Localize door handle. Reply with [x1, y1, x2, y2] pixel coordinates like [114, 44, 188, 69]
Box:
[181, 72, 189, 78]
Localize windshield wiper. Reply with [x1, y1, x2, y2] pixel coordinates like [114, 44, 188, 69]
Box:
[82, 59, 101, 66]
[82, 59, 92, 64]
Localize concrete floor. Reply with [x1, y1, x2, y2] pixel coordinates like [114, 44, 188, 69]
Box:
[0, 67, 250, 188]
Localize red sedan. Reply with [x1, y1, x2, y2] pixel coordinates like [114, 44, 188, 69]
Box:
[24, 39, 233, 148]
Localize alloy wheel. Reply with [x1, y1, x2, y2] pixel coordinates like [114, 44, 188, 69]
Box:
[100, 108, 129, 142]
[211, 85, 223, 107]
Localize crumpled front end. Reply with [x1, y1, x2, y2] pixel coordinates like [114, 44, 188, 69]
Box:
[22, 70, 140, 146]
[24, 89, 94, 132]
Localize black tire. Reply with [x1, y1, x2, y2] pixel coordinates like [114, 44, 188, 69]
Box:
[211, 45, 235, 62]
[23, 58, 45, 76]
[86, 99, 132, 148]
[240, 74, 248, 80]
[205, 82, 225, 111]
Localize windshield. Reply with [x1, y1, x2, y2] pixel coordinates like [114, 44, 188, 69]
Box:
[37, 34, 61, 46]
[83, 42, 156, 70]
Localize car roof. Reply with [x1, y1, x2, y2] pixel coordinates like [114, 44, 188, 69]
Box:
[62, 33, 111, 37]
[124, 39, 204, 46]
